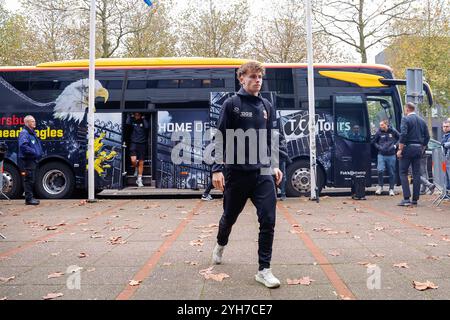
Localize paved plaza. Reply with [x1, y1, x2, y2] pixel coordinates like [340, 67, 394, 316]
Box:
[0, 193, 449, 300]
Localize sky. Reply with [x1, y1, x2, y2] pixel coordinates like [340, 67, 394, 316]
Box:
[3, 0, 380, 63]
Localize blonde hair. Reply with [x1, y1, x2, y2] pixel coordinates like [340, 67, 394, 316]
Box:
[236, 61, 265, 78]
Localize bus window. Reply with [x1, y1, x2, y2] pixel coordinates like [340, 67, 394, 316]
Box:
[367, 96, 396, 135]
[334, 95, 368, 142]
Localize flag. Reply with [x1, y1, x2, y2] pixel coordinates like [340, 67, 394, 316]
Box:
[144, 0, 153, 6]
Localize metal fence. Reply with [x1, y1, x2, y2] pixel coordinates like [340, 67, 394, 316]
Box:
[431, 147, 449, 206]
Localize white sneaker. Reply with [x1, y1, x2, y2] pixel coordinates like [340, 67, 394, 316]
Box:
[136, 178, 144, 188]
[201, 194, 213, 201]
[375, 186, 383, 195]
[255, 268, 281, 288]
[389, 189, 395, 196]
[212, 244, 224, 264]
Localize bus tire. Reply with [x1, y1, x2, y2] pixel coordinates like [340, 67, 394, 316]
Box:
[285, 159, 324, 197]
[36, 162, 75, 199]
[2, 162, 22, 199]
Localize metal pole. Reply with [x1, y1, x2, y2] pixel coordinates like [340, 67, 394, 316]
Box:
[87, 0, 96, 201]
[306, 0, 317, 200]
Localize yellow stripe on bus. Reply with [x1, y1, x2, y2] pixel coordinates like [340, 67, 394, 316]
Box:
[319, 71, 387, 88]
[36, 57, 250, 68]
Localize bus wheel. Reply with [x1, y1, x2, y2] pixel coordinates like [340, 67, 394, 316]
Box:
[36, 162, 75, 199]
[285, 160, 324, 197]
[2, 163, 22, 199]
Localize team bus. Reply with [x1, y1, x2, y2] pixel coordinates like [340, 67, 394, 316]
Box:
[0, 57, 434, 199]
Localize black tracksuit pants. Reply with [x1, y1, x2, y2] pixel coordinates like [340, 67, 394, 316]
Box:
[216, 169, 277, 271]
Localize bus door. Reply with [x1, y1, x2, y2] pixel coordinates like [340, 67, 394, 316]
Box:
[332, 94, 371, 187]
[122, 112, 154, 188]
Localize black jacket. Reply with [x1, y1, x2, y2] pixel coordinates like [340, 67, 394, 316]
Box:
[399, 113, 430, 146]
[372, 127, 400, 156]
[126, 115, 149, 144]
[212, 88, 286, 172]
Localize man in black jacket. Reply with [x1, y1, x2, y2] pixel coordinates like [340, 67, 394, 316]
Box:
[211, 61, 284, 288]
[373, 119, 399, 196]
[397, 103, 430, 206]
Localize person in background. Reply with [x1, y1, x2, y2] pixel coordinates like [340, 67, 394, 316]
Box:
[18, 115, 43, 205]
[441, 120, 450, 195]
[126, 112, 149, 188]
[397, 102, 430, 206]
[373, 119, 399, 196]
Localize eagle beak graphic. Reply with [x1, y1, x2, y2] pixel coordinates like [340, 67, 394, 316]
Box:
[96, 87, 109, 103]
[93, 87, 109, 113]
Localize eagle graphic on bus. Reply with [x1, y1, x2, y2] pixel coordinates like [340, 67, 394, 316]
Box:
[0, 76, 109, 124]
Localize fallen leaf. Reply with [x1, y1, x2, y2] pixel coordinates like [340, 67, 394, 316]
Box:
[48, 272, 65, 279]
[109, 236, 126, 245]
[198, 267, 230, 282]
[185, 261, 198, 266]
[45, 226, 58, 231]
[0, 276, 15, 283]
[78, 252, 88, 258]
[287, 276, 315, 285]
[427, 243, 438, 247]
[129, 280, 141, 286]
[42, 293, 64, 300]
[371, 253, 385, 258]
[189, 239, 204, 247]
[328, 250, 341, 256]
[393, 262, 409, 269]
[161, 232, 172, 238]
[413, 280, 438, 291]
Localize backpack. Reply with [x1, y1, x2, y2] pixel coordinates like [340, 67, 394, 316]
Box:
[230, 94, 272, 129]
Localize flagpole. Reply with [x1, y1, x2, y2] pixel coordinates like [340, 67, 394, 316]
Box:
[87, 0, 96, 202]
[306, 0, 317, 200]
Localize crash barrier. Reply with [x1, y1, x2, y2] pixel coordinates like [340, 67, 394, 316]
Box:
[431, 147, 449, 206]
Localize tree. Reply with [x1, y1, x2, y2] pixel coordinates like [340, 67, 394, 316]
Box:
[314, 0, 414, 63]
[251, 0, 348, 63]
[20, 0, 88, 62]
[385, 0, 449, 122]
[123, 0, 177, 57]
[176, 0, 249, 58]
[0, 3, 41, 65]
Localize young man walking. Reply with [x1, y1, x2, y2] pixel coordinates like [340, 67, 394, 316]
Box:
[211, 61, 284, 288]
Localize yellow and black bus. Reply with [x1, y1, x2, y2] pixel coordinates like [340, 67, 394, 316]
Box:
[0, 57, 433, 199]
